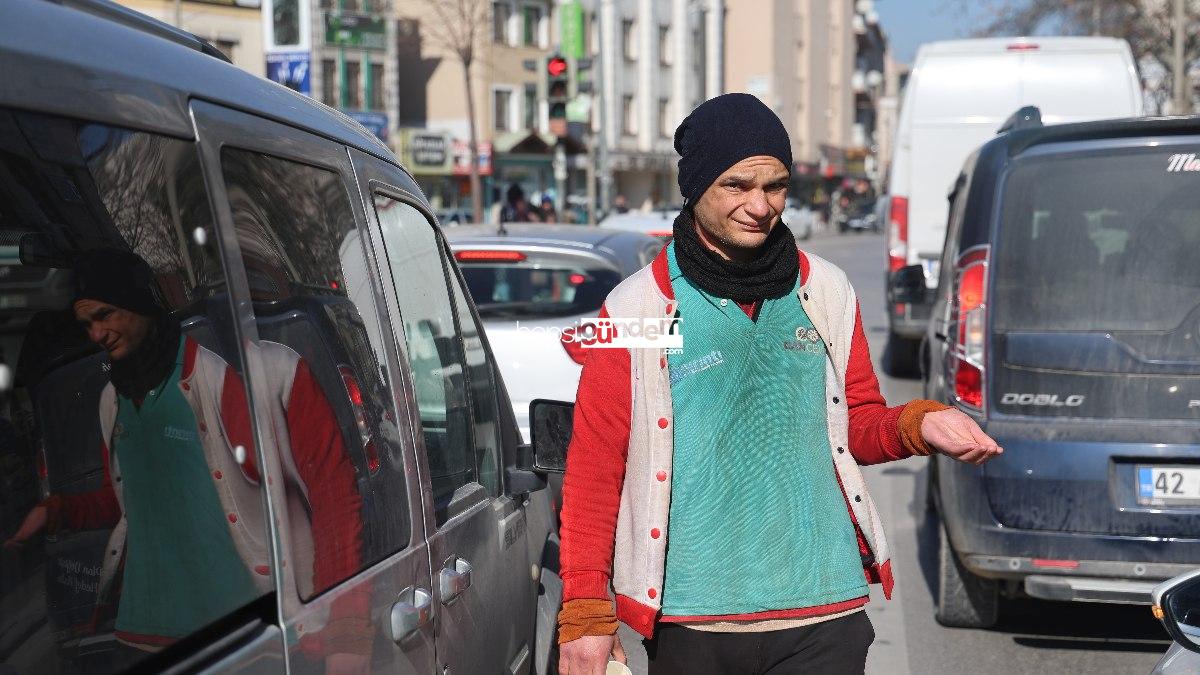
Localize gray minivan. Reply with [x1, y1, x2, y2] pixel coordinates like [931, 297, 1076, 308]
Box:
[0, 1, 559, 673]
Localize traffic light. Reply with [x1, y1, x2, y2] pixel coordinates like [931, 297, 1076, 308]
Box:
[546, 54, 570, 122]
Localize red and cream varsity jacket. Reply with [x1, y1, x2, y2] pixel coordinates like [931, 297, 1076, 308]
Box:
[559, 246, 929, 639]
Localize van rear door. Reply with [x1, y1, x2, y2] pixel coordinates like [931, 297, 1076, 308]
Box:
[985, 140, 1200, 538]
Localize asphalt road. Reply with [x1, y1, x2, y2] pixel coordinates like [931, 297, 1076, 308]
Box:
[616, 230, 1172, 675]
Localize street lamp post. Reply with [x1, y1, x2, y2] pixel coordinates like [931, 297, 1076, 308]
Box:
[1173, 0, 1190, 114]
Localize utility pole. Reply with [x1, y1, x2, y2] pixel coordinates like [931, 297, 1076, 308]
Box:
[174, 0, 182, 28]
[596, 0, 613, 223]
[1174, 0, 1190, 114]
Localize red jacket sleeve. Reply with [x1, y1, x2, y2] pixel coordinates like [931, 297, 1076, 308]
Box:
[284, 358, 365, 604]
[845, 301, 911, 465]
[558, 305, 632, 602]
[53, 444, 121, 532]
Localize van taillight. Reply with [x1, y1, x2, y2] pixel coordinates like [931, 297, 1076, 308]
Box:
[338, 365, 379, 474]
[952, 248, 988, 409]
[559, 327, 588, 366]
[887, 196, 908, 273]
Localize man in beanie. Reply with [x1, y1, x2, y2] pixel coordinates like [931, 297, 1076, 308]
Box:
[555, 93, 1002, 674]
[5, 249, 370, 670]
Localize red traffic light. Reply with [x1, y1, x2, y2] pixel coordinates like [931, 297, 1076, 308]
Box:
[547, 57, 568, 77]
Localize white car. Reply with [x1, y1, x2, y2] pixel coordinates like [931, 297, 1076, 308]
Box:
[446, 225, 662, 440]
[597, 208, 679, 242]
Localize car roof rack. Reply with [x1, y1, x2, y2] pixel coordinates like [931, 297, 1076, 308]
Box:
[45, 0, 232, 64]
[998, 105, 1043, 134]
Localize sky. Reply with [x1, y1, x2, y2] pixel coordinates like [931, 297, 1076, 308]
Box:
[876, 0, 978, 65]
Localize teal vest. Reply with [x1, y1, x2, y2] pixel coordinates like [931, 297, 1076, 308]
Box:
[661, 243, 867, 617]
[112, 340, 258, 638]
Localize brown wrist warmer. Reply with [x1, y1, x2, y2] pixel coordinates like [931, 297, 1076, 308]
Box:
[899, 400, 951, 457]
[557, 598, 618, 644]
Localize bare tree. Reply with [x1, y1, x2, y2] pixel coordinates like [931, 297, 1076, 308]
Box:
[955, 0, 1200, 112]
[419, 0, 491, 222]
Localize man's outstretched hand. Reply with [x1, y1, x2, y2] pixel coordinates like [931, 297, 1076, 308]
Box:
[920, 408, 1003, 465]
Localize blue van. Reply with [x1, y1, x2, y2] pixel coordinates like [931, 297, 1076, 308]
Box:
[898, 107, 1200, 627]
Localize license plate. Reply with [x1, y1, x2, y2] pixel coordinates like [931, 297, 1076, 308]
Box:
[1137, 466, 1200, 506]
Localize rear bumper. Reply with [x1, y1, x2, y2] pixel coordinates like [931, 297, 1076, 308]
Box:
[961, 553, 1195, 604]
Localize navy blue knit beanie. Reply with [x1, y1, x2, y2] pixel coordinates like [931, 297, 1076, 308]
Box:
[674, 93, 793, 207]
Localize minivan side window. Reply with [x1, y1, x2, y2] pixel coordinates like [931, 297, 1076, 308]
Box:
[372, 195, 499, 523]
[218, 149, 411, 597]
[0, 110, 267, 674]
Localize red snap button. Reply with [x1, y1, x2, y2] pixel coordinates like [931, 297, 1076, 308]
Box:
[659, 357, 667, 369]
[198, 422, 207, 433]
[647, 588, 657, 599]
[227, 513, 238, 523]
[650, 528, 660, 539]
[666, 303, 674, 315]
[656, 471, 667, 482]
[180, 382, 190, 391]
[657, 418, 668, 429]
[254, 565, 270, 576]
[213, 470, 222, 479]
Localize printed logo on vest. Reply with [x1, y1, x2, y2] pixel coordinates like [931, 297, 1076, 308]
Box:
[163, 425, 199, 443]
[668, 350, 724, 385]
[1167, 153, 1200, 173]
[784, 326, 824, 354]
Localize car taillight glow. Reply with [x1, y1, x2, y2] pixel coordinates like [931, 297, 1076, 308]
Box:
[559, 326, 588, 366]
[952, 247, 988, 409]
[455, 250, 527, 262]
[338, 365, 378, 474]
[887, 196, 908, 273]
[1006, 42, 1039, 51]
[568, 273, 587, 285]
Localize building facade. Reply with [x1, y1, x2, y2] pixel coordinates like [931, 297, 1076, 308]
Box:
[581, 0, 725, 212]
[725, 0, 887, 192]
[117, 0, 265, 76]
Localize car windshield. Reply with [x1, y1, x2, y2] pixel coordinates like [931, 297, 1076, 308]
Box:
[461, 264, 622, 318]
[993, 146, 1200, 333]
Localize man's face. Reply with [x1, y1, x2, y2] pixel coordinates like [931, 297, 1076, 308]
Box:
[73, 299, 154, 361]
[692, 155, 789, 257]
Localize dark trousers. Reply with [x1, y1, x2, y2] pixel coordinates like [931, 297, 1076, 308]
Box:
[644, 611, 875, 675]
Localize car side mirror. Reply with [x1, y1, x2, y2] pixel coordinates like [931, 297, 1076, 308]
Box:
[1153, 569, 1200, 653]
[529, 399, 573, 473]
[889, 263, 928, 305]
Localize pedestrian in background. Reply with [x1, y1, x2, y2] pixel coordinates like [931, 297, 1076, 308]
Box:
[555, 93, 1003, 675]
[539, 195, 559, 223]
[500, 183, 540, 223]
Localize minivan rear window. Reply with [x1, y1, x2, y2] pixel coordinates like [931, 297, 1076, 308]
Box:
[461, 264, 621, 319]
[994, 147, 1200, 334]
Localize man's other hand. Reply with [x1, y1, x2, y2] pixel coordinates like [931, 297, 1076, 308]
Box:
[920, 408, 1003, 465]
[559, 633, 626, 675]
[3, 505, 47, 548]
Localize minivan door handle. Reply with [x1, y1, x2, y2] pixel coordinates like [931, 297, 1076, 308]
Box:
[389, 587, 432, 642]
[439, 557, 473, 603]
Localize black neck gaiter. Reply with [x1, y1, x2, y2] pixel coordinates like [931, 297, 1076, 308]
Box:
[110, 317, 181, 402]
[671, 208, 799, 303]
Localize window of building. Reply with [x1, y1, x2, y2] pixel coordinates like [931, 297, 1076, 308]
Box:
[370, 62, 385, 110]
[322, 58, 337, 107]
[622, 19, 636, 61]
[658, 25, 670, 66]
[521, 4, 543, 47]
[345, 60, 362, 109]
[492, 2, 511, 44]
[373, 196, 501, 523]
[524, 82, 538, 130]
[494, 88, 514, 132]
[658, 98, 671, 138]
[623, 94, 637, 136]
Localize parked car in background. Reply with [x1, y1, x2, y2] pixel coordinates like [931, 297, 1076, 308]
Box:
[835, 197, 880, 234]
[883, 35, 1144, 375]
[597, 207, 679, 242]
[901, 109, 1200, 630]
[435, 206, 474, 225]
[446, 225, 662, 441]
[0, 2, 559, 673]
[1152, 569, 1200, 675]
[782, 198, 815, 240]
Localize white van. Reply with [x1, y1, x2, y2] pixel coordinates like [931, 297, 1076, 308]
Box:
[882, 36, 1143, 374]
